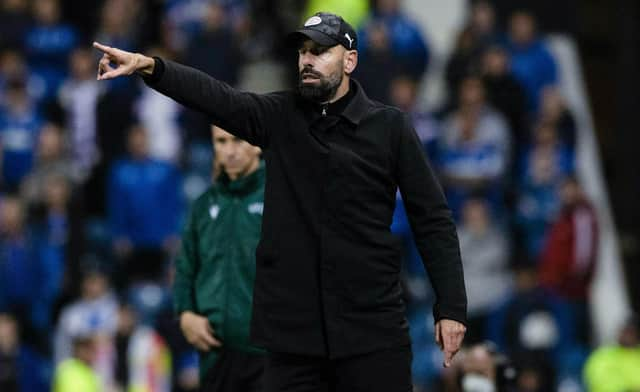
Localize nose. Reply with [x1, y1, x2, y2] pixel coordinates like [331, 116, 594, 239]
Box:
[299, 51, 315, 68]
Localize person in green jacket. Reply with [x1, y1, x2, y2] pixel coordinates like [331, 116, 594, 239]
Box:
[174, 125, 265, 391]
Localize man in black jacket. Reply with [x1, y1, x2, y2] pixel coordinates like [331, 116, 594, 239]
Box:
[93, 12, 467, 392]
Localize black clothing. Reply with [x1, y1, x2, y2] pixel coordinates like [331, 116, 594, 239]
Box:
[202, 349, 264, 392]
[143, 58, 466, 359]
[263, 345, 412, 392]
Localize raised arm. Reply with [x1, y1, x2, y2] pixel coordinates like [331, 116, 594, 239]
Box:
[93, 42, 279, 148]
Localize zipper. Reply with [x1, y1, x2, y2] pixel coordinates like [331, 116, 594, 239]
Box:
[322, 104, 328, 116]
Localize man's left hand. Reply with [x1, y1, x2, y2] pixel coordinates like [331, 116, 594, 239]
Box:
[435, 318, 466, 368]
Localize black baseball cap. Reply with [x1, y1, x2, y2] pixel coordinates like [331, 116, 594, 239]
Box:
[287, 12, 358, 50]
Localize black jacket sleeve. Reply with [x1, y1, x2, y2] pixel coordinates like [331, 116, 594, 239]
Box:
[142, 57, 282, 148]
[394, 113, 467, 325]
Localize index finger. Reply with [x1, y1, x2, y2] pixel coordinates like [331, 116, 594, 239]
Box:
[93, 42, 117, 56]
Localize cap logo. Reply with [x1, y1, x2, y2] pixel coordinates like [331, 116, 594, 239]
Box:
[304, 16, 322, 27]
[344, 33, 354, 48]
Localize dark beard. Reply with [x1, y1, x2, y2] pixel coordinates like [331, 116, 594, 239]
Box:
[297, 69, 343, 103]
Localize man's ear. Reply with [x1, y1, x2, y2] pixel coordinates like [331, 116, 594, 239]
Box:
[344, 50, 358, 75]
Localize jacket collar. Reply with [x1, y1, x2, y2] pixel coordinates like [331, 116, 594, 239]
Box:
[217, 161, 265, 195]
[341, 79, 371, 126]
[297, 79, 372, 126]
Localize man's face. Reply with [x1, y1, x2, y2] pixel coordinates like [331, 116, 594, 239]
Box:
[213, 126, 261, 180]
[297, 39, 347, 102]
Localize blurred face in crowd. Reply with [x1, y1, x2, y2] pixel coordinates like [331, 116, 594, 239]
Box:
[533, 122, 558, 147]
[213, 126, 261, 181]
[5, 81, 29, 113]
[390, 76, 417, 111]
[297, 39, 357, 103]
[70, 49, 96, 80]
[539, 87, 566, 121]
[44, 177, 70, 212]
[559, 177, 582, 206]
[618, 319, 639, 347]
[376, 0, 401, 15]
[459, 77, 486, 108]
[81, 272, 109, 300]
[117, 304, 137, 336]
[530, 149, 556, 185]
[482, 47, 509, 76]
[0, 51, 26, 78]
[471, 1, 495, 35]
[0, 313, 18, 353]
[33, 0, 60, 25]
[509, 11, 537, 46]
[37, 123, 64, 161]
[204, 2, 225, 31]
[127, 125, 148, 159]
[74, 337, 97, 365]
[0, 197, 24, 237]
[462, 198, 490, 235]
[461, 344, 497, 391]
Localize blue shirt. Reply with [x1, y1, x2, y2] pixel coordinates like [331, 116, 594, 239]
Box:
[504, 38, 558, 112]
[24, 23, 77, 101]
[0, 108, 42, 188]
[108, 158, 183, 247]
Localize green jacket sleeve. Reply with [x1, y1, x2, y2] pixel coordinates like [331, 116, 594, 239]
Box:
[173, 207, 199, 315]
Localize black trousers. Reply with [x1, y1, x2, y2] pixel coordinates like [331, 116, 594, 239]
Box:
[201, 349, 265, 392]
[263, 345, 413, 392]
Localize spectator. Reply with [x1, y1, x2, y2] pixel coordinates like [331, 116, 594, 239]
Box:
[457, 197, 512, 344]
[467, 1, 498, 46]
[356, 0, 430, 103]
[487, 265, 579, 390]
[0, 0, 31, 51]
[539, 176, 598, 345]
[442, 342, 517, 392]
[135, 46, 182, 163]
[182, 2, 243, 142]
[444, 1, 498, 107]
[94, 0, 142, 54]
[389, 75, 440, 159]
[537, 86, 577, 149]
[107, 125, 183, 283]
[584, 316, 640, 392]
[481, 45, 528, 147]
[0, 196, 63, 344]
[0, 50, 45, 110]
[52, 334, 101, 392]
[114, 303, 172, 392]
[0, 78, 43, 191]
[20, 123, 74, 207]
[23, 0, 77, 104]
[0, 313, 51, 392]
[514, 121, 574, 263]
[54, 266, 118, 388]
[503, 10, 558, 112]
[58, 48, 103, 181]
[437, 76, 511, 218]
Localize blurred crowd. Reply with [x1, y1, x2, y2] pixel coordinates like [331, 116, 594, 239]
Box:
[0, 0, 636, 391]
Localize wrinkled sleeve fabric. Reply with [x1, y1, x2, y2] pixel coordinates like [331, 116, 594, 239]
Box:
[142, 57, 282, 148]
[393, 113, 467, 325]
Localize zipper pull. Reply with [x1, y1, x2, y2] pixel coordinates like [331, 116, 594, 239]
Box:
[322, 104, 328, 116]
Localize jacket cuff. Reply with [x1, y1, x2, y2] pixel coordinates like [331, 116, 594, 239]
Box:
[140, 56, 165, 85]
[433, 303, 468, 326]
